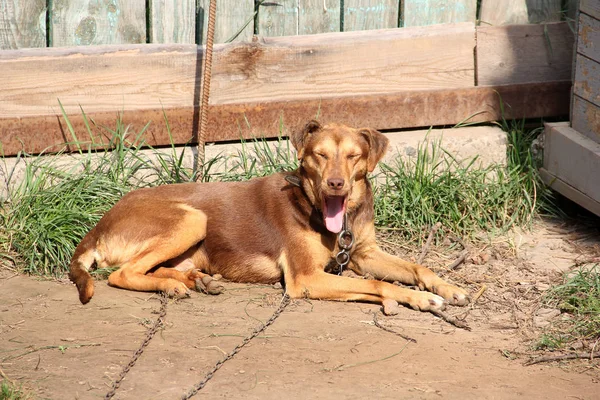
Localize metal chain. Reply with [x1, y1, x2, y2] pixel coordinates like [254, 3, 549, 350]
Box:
[180, 293, 291, 400]
[103, 292, 289, 400]
[335, 214, 354, 275]
[104, 294, 168, 400]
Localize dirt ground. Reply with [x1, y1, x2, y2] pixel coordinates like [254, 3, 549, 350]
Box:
[1, 218, 599, 400]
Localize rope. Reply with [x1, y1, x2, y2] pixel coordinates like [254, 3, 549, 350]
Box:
[195, 0, 217, 181]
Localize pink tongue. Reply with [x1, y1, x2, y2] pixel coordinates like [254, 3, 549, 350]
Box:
[324, 197, 345, 233]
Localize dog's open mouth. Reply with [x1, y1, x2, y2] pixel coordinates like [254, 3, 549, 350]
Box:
[323, 196, 347, 233]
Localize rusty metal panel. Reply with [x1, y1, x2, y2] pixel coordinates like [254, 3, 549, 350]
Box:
[0, 82, 570, 157]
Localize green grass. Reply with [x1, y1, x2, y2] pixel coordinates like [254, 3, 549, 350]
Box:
[374, 121, 556, 243]
[535, 265, 600, 350]
[0, 113, 552, 277]
[0, 381, 30, 400]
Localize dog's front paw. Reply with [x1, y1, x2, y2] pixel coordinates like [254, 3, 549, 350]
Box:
[410, 292, 446, 312]
[433, 284, 470, 306]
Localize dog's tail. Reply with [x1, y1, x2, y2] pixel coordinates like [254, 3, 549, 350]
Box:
[68, 232, 97, 304]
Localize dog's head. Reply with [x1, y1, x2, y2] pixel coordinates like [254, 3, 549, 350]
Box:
[291, 120, 389, 233]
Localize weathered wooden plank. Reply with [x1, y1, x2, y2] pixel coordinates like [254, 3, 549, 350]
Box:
[197, 0, 254, 44]
[572, 95, 600, 143]
[527, 0, 564, 22]
[574, 54, 600, 107]
[51, 0, 146, 46]
[343, 0, 398, 31]
[149, 0, 196, 44]
[480, 0, 528, 25]
[542, 123, 600, 210]
[540, 168, 600, 217]
[0, 0, 46, 49]
[580, 0, 600, 20]
[578, 13, 600, 63]
[0, 24, 475, 118]
[299, 0, 341, 34]
[480, 0, 562, 25]
[402, 0, 477, 27]
[0, 81, 571, 156]
[476, 22, 574, 85]
[258, 0, 299, 37]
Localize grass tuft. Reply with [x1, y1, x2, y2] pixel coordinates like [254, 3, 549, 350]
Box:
[536, 265, 600, 350]
[0, 380, 31, 400]
[373, 123, 554, 243]
[0, 114, 198, 276]
[2, 154, 130, 276]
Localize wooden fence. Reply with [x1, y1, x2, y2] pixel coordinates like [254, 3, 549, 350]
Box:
[0, 1, 579, 156]
[1, 0, 575, 50]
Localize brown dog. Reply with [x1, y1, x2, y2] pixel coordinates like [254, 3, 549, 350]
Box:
[69, 120, 469, 311]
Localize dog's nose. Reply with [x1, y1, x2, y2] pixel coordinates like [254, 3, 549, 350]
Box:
[327, 178, 345, 190]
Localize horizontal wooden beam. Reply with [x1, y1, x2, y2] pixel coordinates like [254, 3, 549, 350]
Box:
[0, 81, 570, 156]
[0, 23, 475, 119]
[540, 168, 600, 218]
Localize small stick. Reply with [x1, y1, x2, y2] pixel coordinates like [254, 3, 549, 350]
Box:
[524, 351, 599, 366]
[471, 284, 487, 304]
[453, 284, 487, 321]
[198, 345, 228, 356]
[418, 222, 442, 264]
[447, 250, 468, 271]
[2, 343, 101, 362]
[372, 312, 417, 343]
[0, 367, 14, 385]
[430, 310, 471, 331]
[334, 341, 412, 371]
[575, 257, 600, 265]
[448, 233, 467, 249]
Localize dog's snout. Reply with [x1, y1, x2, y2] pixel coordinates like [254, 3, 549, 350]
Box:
[327, 178, 345, 190]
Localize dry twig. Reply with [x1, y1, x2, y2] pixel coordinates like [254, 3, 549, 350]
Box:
[430, 310, 471, 331]
[448, 233, 467, 249]
[471, 284, 487, 304]
[2, 343, 101, 362]
[447, 250, 468, 271]
[333, 342, 412, 371]
[524, 351, 599, 366]
[372, 312, 417, 343]
[418, 222, 442, 264]
[0, 367, 14, 385]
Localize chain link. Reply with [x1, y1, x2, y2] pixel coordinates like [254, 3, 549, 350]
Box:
[335, 214, 354, 275]
[104, 294, 168, 400]
[180, 293, 291, 400]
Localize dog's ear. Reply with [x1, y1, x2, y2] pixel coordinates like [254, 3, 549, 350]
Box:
[359, 128, 389, 172]
[291, 120, 322, 159]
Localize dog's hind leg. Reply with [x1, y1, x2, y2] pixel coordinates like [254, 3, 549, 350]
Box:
[148, 266, 224, 295]
[148, 243, 224, 295]
[107, 206, 209, 298]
